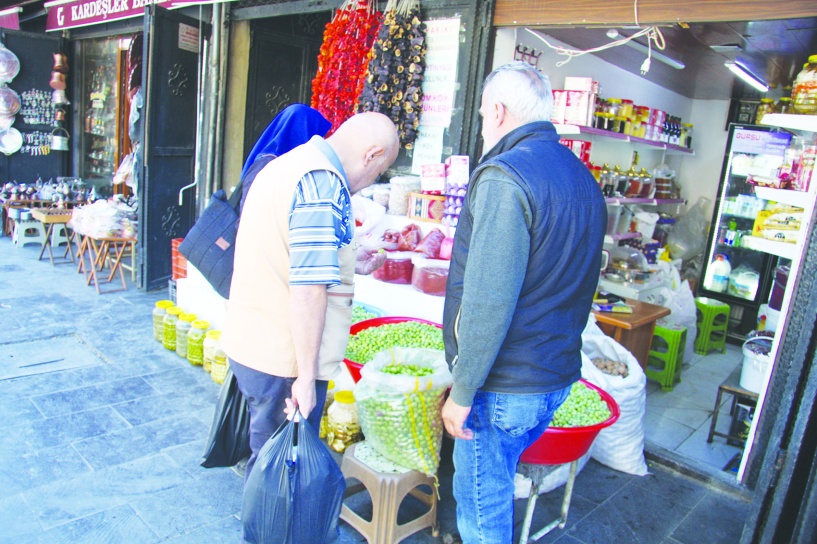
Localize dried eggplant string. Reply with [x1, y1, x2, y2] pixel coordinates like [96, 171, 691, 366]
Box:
[357, 0, 427, 149]
[310, 0, 381, 135]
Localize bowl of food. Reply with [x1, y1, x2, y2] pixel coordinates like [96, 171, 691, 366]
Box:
[343, 316, 443, 383]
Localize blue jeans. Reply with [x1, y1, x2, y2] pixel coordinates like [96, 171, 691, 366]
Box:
[453, 386, 572, 544]
[229, 359, 328, 482]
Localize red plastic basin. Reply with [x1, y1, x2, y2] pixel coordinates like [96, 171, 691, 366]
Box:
[519, 379, 620, 466]
[343, 316, 443, 383]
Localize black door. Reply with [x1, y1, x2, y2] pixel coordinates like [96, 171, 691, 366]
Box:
[138, 6, 204, 291]
[244, 13, 329, 158]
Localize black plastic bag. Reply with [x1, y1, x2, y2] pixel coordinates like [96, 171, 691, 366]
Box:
[200, 369, 251, 468]
[242, 412, 346, 544]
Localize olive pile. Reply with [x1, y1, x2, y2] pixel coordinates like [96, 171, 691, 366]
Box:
[357, 0, 426, 148]
[357, 387, 445, 476]
[550, 382, 612, 428]
[345, 321, 443, 364]
[352, 304, 380, 324]
[592, 357, 630, 377]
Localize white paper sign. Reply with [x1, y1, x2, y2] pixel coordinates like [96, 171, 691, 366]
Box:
[420, 17, 460, 128]
[411, 125, 446, 174]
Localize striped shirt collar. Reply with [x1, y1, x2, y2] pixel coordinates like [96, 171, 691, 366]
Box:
[309, 135, 348, 187]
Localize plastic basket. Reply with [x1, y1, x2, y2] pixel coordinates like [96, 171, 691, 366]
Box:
[343, 316, 442, 383]
[519, 379, 620, 466]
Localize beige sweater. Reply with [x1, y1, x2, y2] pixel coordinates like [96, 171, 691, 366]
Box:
[221, 140, 354, 380]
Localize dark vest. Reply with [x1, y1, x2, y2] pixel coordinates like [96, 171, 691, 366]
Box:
[443, 122, 606, 394]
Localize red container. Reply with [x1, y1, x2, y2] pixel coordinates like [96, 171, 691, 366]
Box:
[519, 379, 620, 465]
[372, 252, 414, 284]
[343, 316, 442, 383]
[769, 265, 790, 311]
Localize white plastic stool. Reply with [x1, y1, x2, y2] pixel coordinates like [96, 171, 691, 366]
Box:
[51, 224, 70, 247]
[12, 220, 48, 248]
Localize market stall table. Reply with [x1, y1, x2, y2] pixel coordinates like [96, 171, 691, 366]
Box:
[76, 234, 137, 294]
[2, 199, 75, 236]
[591, 298, 671, 371]
[30, 208, 75, 265]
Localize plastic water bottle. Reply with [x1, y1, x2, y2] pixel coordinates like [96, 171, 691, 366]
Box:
[704, 254, 731, 293]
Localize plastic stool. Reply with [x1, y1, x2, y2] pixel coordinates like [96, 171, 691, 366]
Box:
[339, 443, 438, 544]
[51, 224, 69, 247]
[645, 323, 686, 391]
[695, 297, 730, 355]
[12, 220, 47, 248]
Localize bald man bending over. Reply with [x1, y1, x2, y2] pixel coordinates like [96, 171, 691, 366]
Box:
[222, 112, 399, 481]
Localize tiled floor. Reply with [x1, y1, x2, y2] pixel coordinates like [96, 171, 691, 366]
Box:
[644, 344, 747, 475]
[0, 236, 752, 543]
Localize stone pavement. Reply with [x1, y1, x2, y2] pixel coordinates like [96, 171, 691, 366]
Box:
[0, 235, 752, 543]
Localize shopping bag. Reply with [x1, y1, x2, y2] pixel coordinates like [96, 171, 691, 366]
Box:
[242, 411, 345, 544]
[178, 188, 240, 299]
[200, 369, 251, 468]
[354, 347, 452, 476]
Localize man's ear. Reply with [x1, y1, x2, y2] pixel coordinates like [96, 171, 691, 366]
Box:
[365, 145, 385, 165]
[495, 102, 506, 125]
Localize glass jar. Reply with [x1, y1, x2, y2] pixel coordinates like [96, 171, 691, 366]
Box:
[211, 342, 229, 384]
[619, 99, 634, 119]
[606, 98, 622, 118]
[326, 390, 362, 453]
[792, 55, 817, 115]
[775, 96, 792, 114]
[187, 320, 210, 366]
[152, 300, 175, 342]
[638, 168, 654, 198]
[681, 123, 694, 148]
[203, 330, 221, 373]
[319, 379, 336, 439]
[162, 307, 183, 351]
[755, 98, 775, 124]
[175, 313, 197, 358]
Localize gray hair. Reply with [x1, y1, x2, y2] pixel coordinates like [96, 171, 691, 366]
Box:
[483, 62, 554, 124]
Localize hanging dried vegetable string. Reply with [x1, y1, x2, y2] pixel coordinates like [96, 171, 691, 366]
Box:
[311, 0, 381, 135]
[357, 0, 427, 149]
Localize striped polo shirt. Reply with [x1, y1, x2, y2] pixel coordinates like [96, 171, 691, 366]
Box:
[288, 136, 353, 287]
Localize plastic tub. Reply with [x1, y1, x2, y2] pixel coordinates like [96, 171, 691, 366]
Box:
[343, 316, 442, 383]
[740, 337, 773, 393]
[519, 379, 620, 465]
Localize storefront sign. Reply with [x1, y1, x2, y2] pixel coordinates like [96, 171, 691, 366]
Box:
[419, 17, 460, 128]
[178, 22, 198, 53]
[411, 125, 445, 174]
[44, 0, 235, 31]
[732, 128, 791, 156]
[0, 7, 21, 30]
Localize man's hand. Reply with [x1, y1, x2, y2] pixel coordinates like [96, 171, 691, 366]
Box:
[442, 396, 474, 440]
[285, 376, 316, 421]
[355, 246, 386, 275]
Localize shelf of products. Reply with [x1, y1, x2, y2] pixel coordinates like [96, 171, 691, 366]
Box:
[738, 235, 798, 260]
[555, 124, 694, 154]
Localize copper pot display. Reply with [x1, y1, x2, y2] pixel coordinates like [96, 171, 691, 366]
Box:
[53, 53, 68, 73]
[49, 72, 66, 90]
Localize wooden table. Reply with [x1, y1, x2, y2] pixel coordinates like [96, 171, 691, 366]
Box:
[30, 208, 75, 265]
[591, 298, 671, 370]
[76, 234, 137, 294]
[707, 365, 759, 447]
[2, 199, 76, 236]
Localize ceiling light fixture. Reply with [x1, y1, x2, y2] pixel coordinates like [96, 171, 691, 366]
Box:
[724, 61, 769, 92]
[606, 29, 686, 70]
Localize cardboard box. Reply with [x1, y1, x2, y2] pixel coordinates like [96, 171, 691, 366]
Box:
[408, 192, 446, 223]
[444, 155, 470, 194]
[563, 76, 599, 93]
[551, 90, 596, 127]
[421, 163, 446, 194]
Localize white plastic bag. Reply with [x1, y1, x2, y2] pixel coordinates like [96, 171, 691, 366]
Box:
[580, 336, 649, 476]
[514, 451, 591, 498]
[657, 279, 698, 363]
[351, 193, 386, 236]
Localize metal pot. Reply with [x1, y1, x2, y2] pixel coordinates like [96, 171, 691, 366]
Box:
[51, 128, 69, 151]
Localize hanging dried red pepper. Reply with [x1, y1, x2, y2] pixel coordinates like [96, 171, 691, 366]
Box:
[357, 0, 427, 149]
[311, 0, 381, 135]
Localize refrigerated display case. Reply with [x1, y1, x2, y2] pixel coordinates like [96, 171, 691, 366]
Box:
[77, 36, 133, 195]
[697, 124, 793, 338]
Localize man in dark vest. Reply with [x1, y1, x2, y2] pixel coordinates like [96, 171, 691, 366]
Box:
[441, 61, 607, 543]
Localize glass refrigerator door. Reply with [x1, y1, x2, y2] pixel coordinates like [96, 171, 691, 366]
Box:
[79, 37, 122, 189]
[699, 125, 791, 315]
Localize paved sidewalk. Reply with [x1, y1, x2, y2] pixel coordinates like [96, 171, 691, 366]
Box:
[0, 236, 752, 543]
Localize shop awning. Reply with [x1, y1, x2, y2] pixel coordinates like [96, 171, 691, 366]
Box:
[0, 6, 21, 28]
[43, 0, 233, 31]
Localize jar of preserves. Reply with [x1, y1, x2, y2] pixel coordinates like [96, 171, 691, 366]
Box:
[211, 342, 229, 384]
[326, 390, 362, 453]
[186, 320, 210, 366]
[319, 379, 336, 439]
[792, 55, 817, 114]
[372, 252, 415, 284]
[619, 99, 634, 119]
[203, 330, 221, 373]
[624, 166, 642, 197]
[175, 313, 197, 358]
[755, 98, 775, 124]
[775, 96, 792, 114]
[606, 98, 622, 118]
[638, 168, 654, 198]
[162, 307, 183, 351]
[152, 300, 174, 342]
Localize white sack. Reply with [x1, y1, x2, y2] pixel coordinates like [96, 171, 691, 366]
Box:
[580, 335, 649, 476]
[657, 279, 697, 363]
[515, 451, 591, 498]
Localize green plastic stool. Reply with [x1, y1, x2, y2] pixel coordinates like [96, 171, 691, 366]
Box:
[646, 323, 686, 391]
[694, 297, 730, 355]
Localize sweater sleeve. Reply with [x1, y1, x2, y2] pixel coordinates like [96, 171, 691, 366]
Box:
[448, 167, 532, 407]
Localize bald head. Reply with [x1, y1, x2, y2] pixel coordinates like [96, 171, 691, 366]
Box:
[326, 113, 399, 193]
